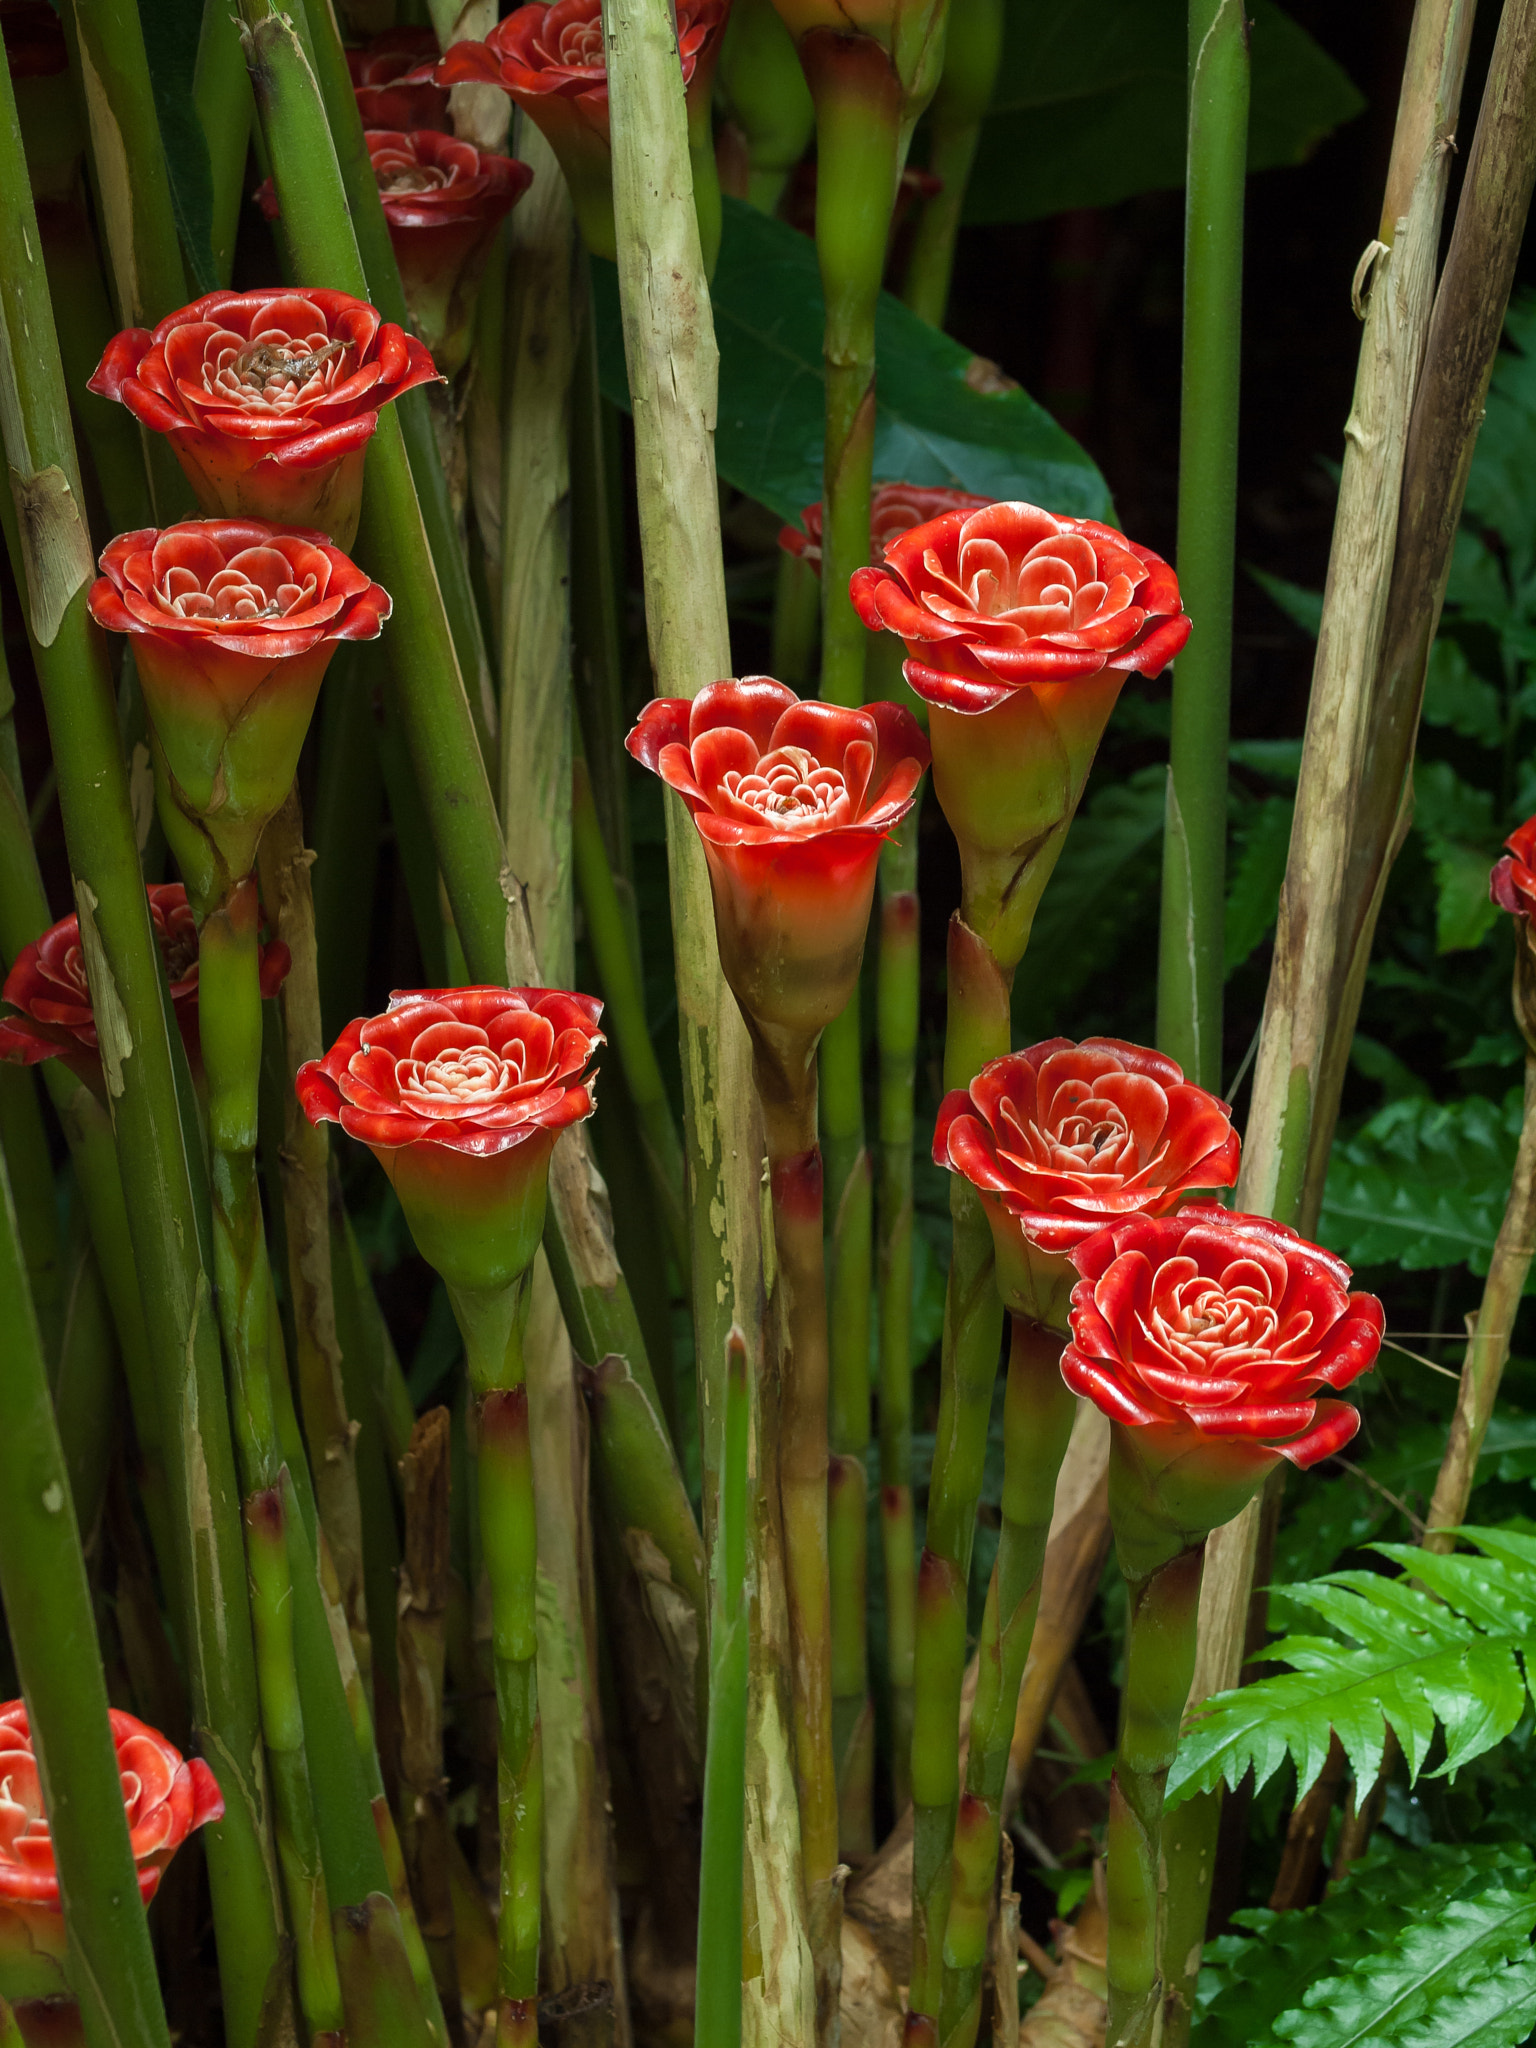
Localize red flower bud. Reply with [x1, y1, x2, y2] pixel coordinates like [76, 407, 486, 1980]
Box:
[87, 290, 440, 548]
[933, 1039, 1240, 1331]
[852, 500, 1190, 964]
[0, 1701, 222, 1963]
[1063, 1205, 1382, 1571]
[626, 677, 928, 1046]
[431, 0, 727, 258]
[778, 482, 991, 576]
[296, 987, 603, 1293]
[0, 883, 289, 1096]
[88, 520, 388, 899]
[347, 27, 453, 131]
[1492, 816, 1536, 1054]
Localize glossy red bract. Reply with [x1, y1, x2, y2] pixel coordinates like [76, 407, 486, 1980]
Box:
[87, 289, 439, 546]
[1062, 1204, 1382, 1463]
[1491, 815, 1536, 920]
[347, 26, 452, 130]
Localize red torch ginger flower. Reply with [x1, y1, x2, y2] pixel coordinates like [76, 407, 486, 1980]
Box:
[779, 483, 991, 575]
[348, 26, 452, 130]
[88, 520, 388, 901]
[0, 1702, 222, 1961]
[432, 0, 727, 258]
[1064, 1205, 1382, 1567]
[1491, 816, 1536, 921]
[297, 988, 603, 1291]
[933, 1040, 1239, 1331]
[87, 289, 439, 547]
[0, 884, 289, 1095]
[627, 678, 928, 1049]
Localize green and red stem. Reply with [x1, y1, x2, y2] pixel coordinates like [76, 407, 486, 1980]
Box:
[938, 1318, 1076, 2048]
[1107, 1543, 1207, 2048]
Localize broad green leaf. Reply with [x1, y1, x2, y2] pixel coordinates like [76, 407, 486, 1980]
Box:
[1350, 1033, 1432, 1102]
[140, 0, 218, 296]
[1421, 638, 1505, 748]
[965, 0, 1363, 228]
[1225, 793, 1293, 976]
[1167, 1529, 1536, 1809]
[1229, 737, 1305, 784]
[1195, 1841, 1536, 2048]
[1318, 1089, 1523, 1281]
[591, 200, 1111, 527]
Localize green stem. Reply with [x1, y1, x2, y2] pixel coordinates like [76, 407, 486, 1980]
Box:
[717, 0, 814, 214]
[696, 1329, 750, 2048]
[900, 0, 1005, 328]
[0, 1146, 171, 2048]
[1107, 1544, 1206, 2048]
[0, 61, 285, 2045]
[51, 1215, 120, 1550]
[772, 549, 823, 689]
[336, 1188, 419, 1475]
[453, 1277, 543, 2027]
[910, 912, 1011, 2027]
[1155, 0, 1248, 1089]
[193, 0, 254, 285]
[309, 648, 383, 1044]
[876, 796, 921, 1812]
[0, 1068, 64, 1367]
[938, 1319, 1076, 2048]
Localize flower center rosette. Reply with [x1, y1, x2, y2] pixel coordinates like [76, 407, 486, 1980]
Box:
[626, 676, 928, 1094]
[933, 1038, 1240, 1332]
[0, 1702, 221, 2004]
[87, 289, 439, 548]
[852, 500, 1190, 978]
[87, 520, 388, 915]
[0, 884, 289, 1096]
[429, 0, 727, 261]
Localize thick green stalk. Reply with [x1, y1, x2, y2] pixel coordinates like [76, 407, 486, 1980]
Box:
[451, 1279, 543, 2036]
[1155, 0, 1249, 1089]
[51, 1216, 120, 1550]
[0, 62, 286, 2046]
[0, 1146, 172, 2048]
[337, 1196, 418, 1475]
[194, 0, 254, 284]
[0, 1069, 64, 1367]
[1107, 1545, 1206, 2048]
[717, 0, 815, 213]
[901, 0, 1005, 327]
[910, 915, 1010, 2029]
[937, 1319, 1076, 2048]
[773, 551, 823, 689]
[696, 1330, 751, 2048]
[875, 789, 921, 1813]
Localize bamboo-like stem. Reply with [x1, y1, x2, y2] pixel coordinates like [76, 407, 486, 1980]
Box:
[1106, 1544, 1206, 2048]
[602, 2, 808, 2040]
[193, 0, 254, 284]
[397, 1409, 463, 2038]
[337, 1194, 419, 1476]
[51, 1215, 119, 1555]
[1155, 0, 1249, 1090]
[0, 1147, 173, 2048]
[0, 62, 287, 2046]
[773, 552, 823, 689]
[257, 790, 372, 1693]
[569, 285, 633, 888]
[717, 0, 815, 215]
[938, 1320, 1076, 2048]
[900, 0, 1004, 328]
[697, 1329, 752, 2048]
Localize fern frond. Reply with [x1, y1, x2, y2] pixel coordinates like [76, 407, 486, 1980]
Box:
[1167, 1527, 1536, 1806]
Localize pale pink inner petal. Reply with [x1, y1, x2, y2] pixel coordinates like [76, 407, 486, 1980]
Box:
[716, 746, 855, 834]
[202, 315, 355, 417]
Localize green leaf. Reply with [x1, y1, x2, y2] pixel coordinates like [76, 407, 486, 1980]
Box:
[1318, 1088, 1523, 1280]
[1248, 566, 1324, 639]
[964, 0, 1364, 228]
[1195, 1841, 1536, 2048]
[140, 0, 219, 297]
[1166, 1528, 1536, 1810]
[1421, 638, 1505, 748]
[590, 200, 1111, 527]
[1225, 793, 1293, 977]
[1229, 737, 1305, 784]
[1412, 761, 1501, 955]
[1461, 290, 1536, 595]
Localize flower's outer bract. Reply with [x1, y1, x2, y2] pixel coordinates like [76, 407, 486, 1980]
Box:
[430, 0, 727, 258]
[779, 482, 991, 576]
[0, 1701, 222, 1964]
[88, 519, 389, 899]
[626, 676, 929, 1041]
[347, 25, 452, 130]
[933, 1039, 1240, 1331]
[1491, 815, 1536, 921]
[296, 987, 603, 1291]
[87, 289, 439, 547]
[0, 883, 289, 1092]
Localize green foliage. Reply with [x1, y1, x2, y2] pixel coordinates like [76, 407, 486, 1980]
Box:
[140, 0, 218, 295]
[1317, 1089, 1525, 1282]
[591, 201, 1111, 526]
[1166, 1527, 1536, 1809]
[1194, 1840, 1536, 2048]
[1225, 794, 1294, 977]
[962, 0, 1363, 226]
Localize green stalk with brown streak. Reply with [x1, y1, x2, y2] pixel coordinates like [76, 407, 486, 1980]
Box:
[0, 54, 286, 2045]
[901, 0, 1005, 328]
[938, 1319, 1076, 2048]
[0, 1144, 173, 2048]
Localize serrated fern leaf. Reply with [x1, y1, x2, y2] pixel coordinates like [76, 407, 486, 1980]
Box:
[1271, 1883, 1536, 2048]
[1166, 1528, 1536, 1806]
